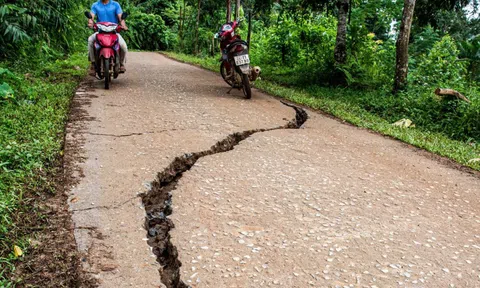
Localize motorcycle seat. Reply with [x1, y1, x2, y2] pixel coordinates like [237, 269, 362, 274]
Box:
[225, 39, 249, 52]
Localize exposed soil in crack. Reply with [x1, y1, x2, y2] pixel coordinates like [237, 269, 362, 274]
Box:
[140, 102, 308, 288]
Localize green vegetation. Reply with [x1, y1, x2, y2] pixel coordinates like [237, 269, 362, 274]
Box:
[0, 53, 88, 287]
[121, 0, 178, 50]
[0, 0, 89, 285]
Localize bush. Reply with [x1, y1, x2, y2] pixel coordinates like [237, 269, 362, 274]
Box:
[0, 1, 89, 60]
[249, 15, 337, 86]
[124, 12, 176, 51]
[134, 0, 178, 27]
[411, 35, 468, 90]
[339, 34, 396, 88]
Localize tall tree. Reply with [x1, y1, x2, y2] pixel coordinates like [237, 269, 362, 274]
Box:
[394, 0, 417, 93]
[195, 0, 201, 54]
[247, 10, 252, 46]
[235, 0, 241, 20]
[227, 0, 232, 22]
[334, 0, 350, 65]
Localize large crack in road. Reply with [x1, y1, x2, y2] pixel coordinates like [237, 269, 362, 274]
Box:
[65, 53, 480, 287]
[141, 102, 308, 288]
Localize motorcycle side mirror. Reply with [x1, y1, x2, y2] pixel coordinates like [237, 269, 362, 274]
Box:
[121, 12, 129, 20]
[85, 11, 92, 19]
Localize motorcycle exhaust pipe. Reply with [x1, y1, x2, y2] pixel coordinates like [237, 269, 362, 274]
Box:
[249, 66, 262, 81]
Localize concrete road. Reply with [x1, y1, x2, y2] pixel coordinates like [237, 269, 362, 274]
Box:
[66, 52, 480, 288]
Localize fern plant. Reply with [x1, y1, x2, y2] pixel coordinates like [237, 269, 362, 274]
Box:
[458, 35, 480, 81]
[0, 0, 88, 59]
[0, 4, 37, 43]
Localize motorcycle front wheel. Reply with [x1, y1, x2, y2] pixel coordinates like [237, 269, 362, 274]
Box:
[241, 74, 252, 99]
[104, 57, 111, 90]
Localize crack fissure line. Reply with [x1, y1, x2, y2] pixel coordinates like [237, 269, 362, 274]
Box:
[140, 102, 308, 288]
[85, 129, 181, 138]
[71, 196, 138, 212]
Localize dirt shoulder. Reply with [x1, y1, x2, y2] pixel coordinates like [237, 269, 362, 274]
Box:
[12, 83, 97, 288]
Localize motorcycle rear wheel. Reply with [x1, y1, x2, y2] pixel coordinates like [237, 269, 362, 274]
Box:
[241, 74, 252, 99]
[104, 58, 111, 90]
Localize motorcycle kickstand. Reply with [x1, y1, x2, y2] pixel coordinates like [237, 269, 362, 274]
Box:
[227, 86, 234, 94]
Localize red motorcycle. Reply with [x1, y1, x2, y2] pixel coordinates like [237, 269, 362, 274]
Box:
[85, 11, 128, 89]
[215, 19, 261, 99]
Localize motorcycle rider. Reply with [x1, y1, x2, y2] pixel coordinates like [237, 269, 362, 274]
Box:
[87, 0, 128, 76]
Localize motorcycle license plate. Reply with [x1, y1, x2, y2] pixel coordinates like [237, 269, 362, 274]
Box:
[234, 55, 250, 66]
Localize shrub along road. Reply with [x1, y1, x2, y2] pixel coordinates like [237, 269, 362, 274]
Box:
[67, 52, 480, 287]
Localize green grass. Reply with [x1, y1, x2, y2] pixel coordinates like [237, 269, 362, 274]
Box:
[0, 52, 87, 286]
[163, 51, 480, 171]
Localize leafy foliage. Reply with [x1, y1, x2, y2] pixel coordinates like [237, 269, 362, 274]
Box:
[132, 0, 178, 26]
[124, 11, 176, 50]
[0, 0, 89, 59]
[458, 35, 480, 81]
[0, 83, 14, 100]
[0, 68, 17, 101]
[0, 52, 87, 286]
[414, 0, 476, 28]
[0, 4, 36, 43]
[412, 35, 468, 89]
[410, 25, 441, 57]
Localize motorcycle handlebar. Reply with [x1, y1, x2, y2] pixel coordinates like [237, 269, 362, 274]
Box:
[87, 23, 128, 33]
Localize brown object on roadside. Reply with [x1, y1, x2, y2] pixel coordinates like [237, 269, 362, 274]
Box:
[435, 88, 471, 103]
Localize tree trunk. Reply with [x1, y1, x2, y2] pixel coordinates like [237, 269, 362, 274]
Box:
[247, 10, 252, 48]
[180, 0, 186, 50]
[179, 6, 183, 38]
[393, 0, 416, 93]
[348, 0, 353, 25]
[235, 0, 241, 20]
[334, 0, 349, 65]
[227, 0, 232, 23]
[195, 0, 201, 55]
[211, 36, 215, 56]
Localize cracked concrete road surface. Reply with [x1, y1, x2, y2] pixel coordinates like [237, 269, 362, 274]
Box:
[66, 52, 480, 288]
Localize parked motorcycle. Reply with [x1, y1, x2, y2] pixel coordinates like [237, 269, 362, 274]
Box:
[215, 19, 261, 99]
[85, 11, 128, 90]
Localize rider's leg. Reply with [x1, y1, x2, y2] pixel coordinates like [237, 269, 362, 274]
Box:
[88, 33, 97, 76]
[117, 34, 128, 71]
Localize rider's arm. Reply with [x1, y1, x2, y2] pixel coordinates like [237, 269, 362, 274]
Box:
[118, 15, 127, 30]
[88, 15, 95, 29]
[115, 3, 128, 30]
[89, 4, 97, 29]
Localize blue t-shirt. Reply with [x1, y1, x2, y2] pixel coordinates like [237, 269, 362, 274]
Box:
[91, 0, 123, 24]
